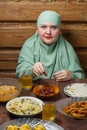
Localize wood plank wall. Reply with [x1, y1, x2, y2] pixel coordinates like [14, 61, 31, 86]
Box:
[0, 0, 87, 78]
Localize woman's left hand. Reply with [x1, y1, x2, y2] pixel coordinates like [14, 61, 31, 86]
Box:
[53, 70, 72, 81]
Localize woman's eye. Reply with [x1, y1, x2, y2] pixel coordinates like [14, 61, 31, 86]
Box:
[40, 26, 47, 29]
[51, 26, 57, 29]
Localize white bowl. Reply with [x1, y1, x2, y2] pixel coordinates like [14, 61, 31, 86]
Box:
[64, 83, 87, 97]
[6, 96, 44, 117]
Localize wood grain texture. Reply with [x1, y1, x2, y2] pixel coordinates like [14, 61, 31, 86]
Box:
[0, 23, 87, 47]
[0, 1, 87, 77]
[0, 78, 87, 129]
[0, 1, 87, 21]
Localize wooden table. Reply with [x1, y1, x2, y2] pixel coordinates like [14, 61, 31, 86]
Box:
[0, 78, 87, 130]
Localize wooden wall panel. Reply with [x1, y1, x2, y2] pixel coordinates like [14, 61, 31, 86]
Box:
[0, 1, 87, 22]
[0, 72, 16, 78]
[0, 23, 36, 47]
[62, 24, 87, 48]
[76, 50, 87, 73]
[0, 61, 17, 70]
[0, 50, 19, 60]
[0, 23, 87, 48]
[0, 1, 87, 77]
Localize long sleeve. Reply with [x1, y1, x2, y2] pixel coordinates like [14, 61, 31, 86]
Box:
[60, 39, 86, 79]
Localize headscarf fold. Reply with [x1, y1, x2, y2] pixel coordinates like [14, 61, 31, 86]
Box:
[37, 10, 61, 28]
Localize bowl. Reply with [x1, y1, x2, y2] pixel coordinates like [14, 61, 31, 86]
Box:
[64, 83, 87, 97]
[0, 78, 22, 102]
[6, 96, 44, 117]
[33, 84, 59, 98]
[56, 97, 87, 119]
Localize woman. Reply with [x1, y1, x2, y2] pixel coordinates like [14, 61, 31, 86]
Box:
[16, 10, 86, 81]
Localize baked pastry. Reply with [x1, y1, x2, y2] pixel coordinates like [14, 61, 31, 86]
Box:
[34, 124, 46, 130]
[6, 125, 19, 130]
[19, 123, 32, 130]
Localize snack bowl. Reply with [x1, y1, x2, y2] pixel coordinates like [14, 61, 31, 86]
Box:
[0, 78, 22, 102]
[33, 84, 59, 98]
[6, 96, 44, 117]
[56, 97, 87, 119]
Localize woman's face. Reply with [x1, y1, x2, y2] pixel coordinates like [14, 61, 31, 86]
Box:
[37, 23, 60, 45]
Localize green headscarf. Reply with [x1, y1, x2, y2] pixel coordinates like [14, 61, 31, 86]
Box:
[37, 10, 61, 28]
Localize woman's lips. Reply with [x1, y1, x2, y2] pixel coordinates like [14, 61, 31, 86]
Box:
[44, 36, 52, 39]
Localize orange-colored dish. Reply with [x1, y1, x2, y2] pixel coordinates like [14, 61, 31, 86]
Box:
[0, 78, 22, 102]
[33, 84, 59, 98]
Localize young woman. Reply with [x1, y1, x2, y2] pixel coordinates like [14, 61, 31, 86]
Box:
[16, 10, 86, 81]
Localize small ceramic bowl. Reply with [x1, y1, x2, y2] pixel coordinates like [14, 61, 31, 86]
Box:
[33, 84, 60, 98]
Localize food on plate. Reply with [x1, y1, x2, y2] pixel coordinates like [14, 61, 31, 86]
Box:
[7, 98, 42, 115]
[63, 100, 87, 118]
[6, 123, 46, 130]
[34, 124, 46, 130]
[38, 86, 55, 96]
[6, 125, 19, 130]
[33, 84, 59, 98]
[19, 123, 32, 130]
[0, 78, 22, 102]
[0, 85, 18, 96]
[6, 123, 32, 130]
[64, 83, 87, 97]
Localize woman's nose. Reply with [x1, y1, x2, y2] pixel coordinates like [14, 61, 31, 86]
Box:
[46, 27, 51, 34]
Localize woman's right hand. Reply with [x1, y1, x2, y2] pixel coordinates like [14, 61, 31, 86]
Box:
[33, 62, 47, 76]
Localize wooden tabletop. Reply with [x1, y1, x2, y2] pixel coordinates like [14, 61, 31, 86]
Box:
[0, 78, 87, 130]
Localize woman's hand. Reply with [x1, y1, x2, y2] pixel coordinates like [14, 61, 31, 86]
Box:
[53, 70, 72, 81]
[33, 62, 47, 76]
